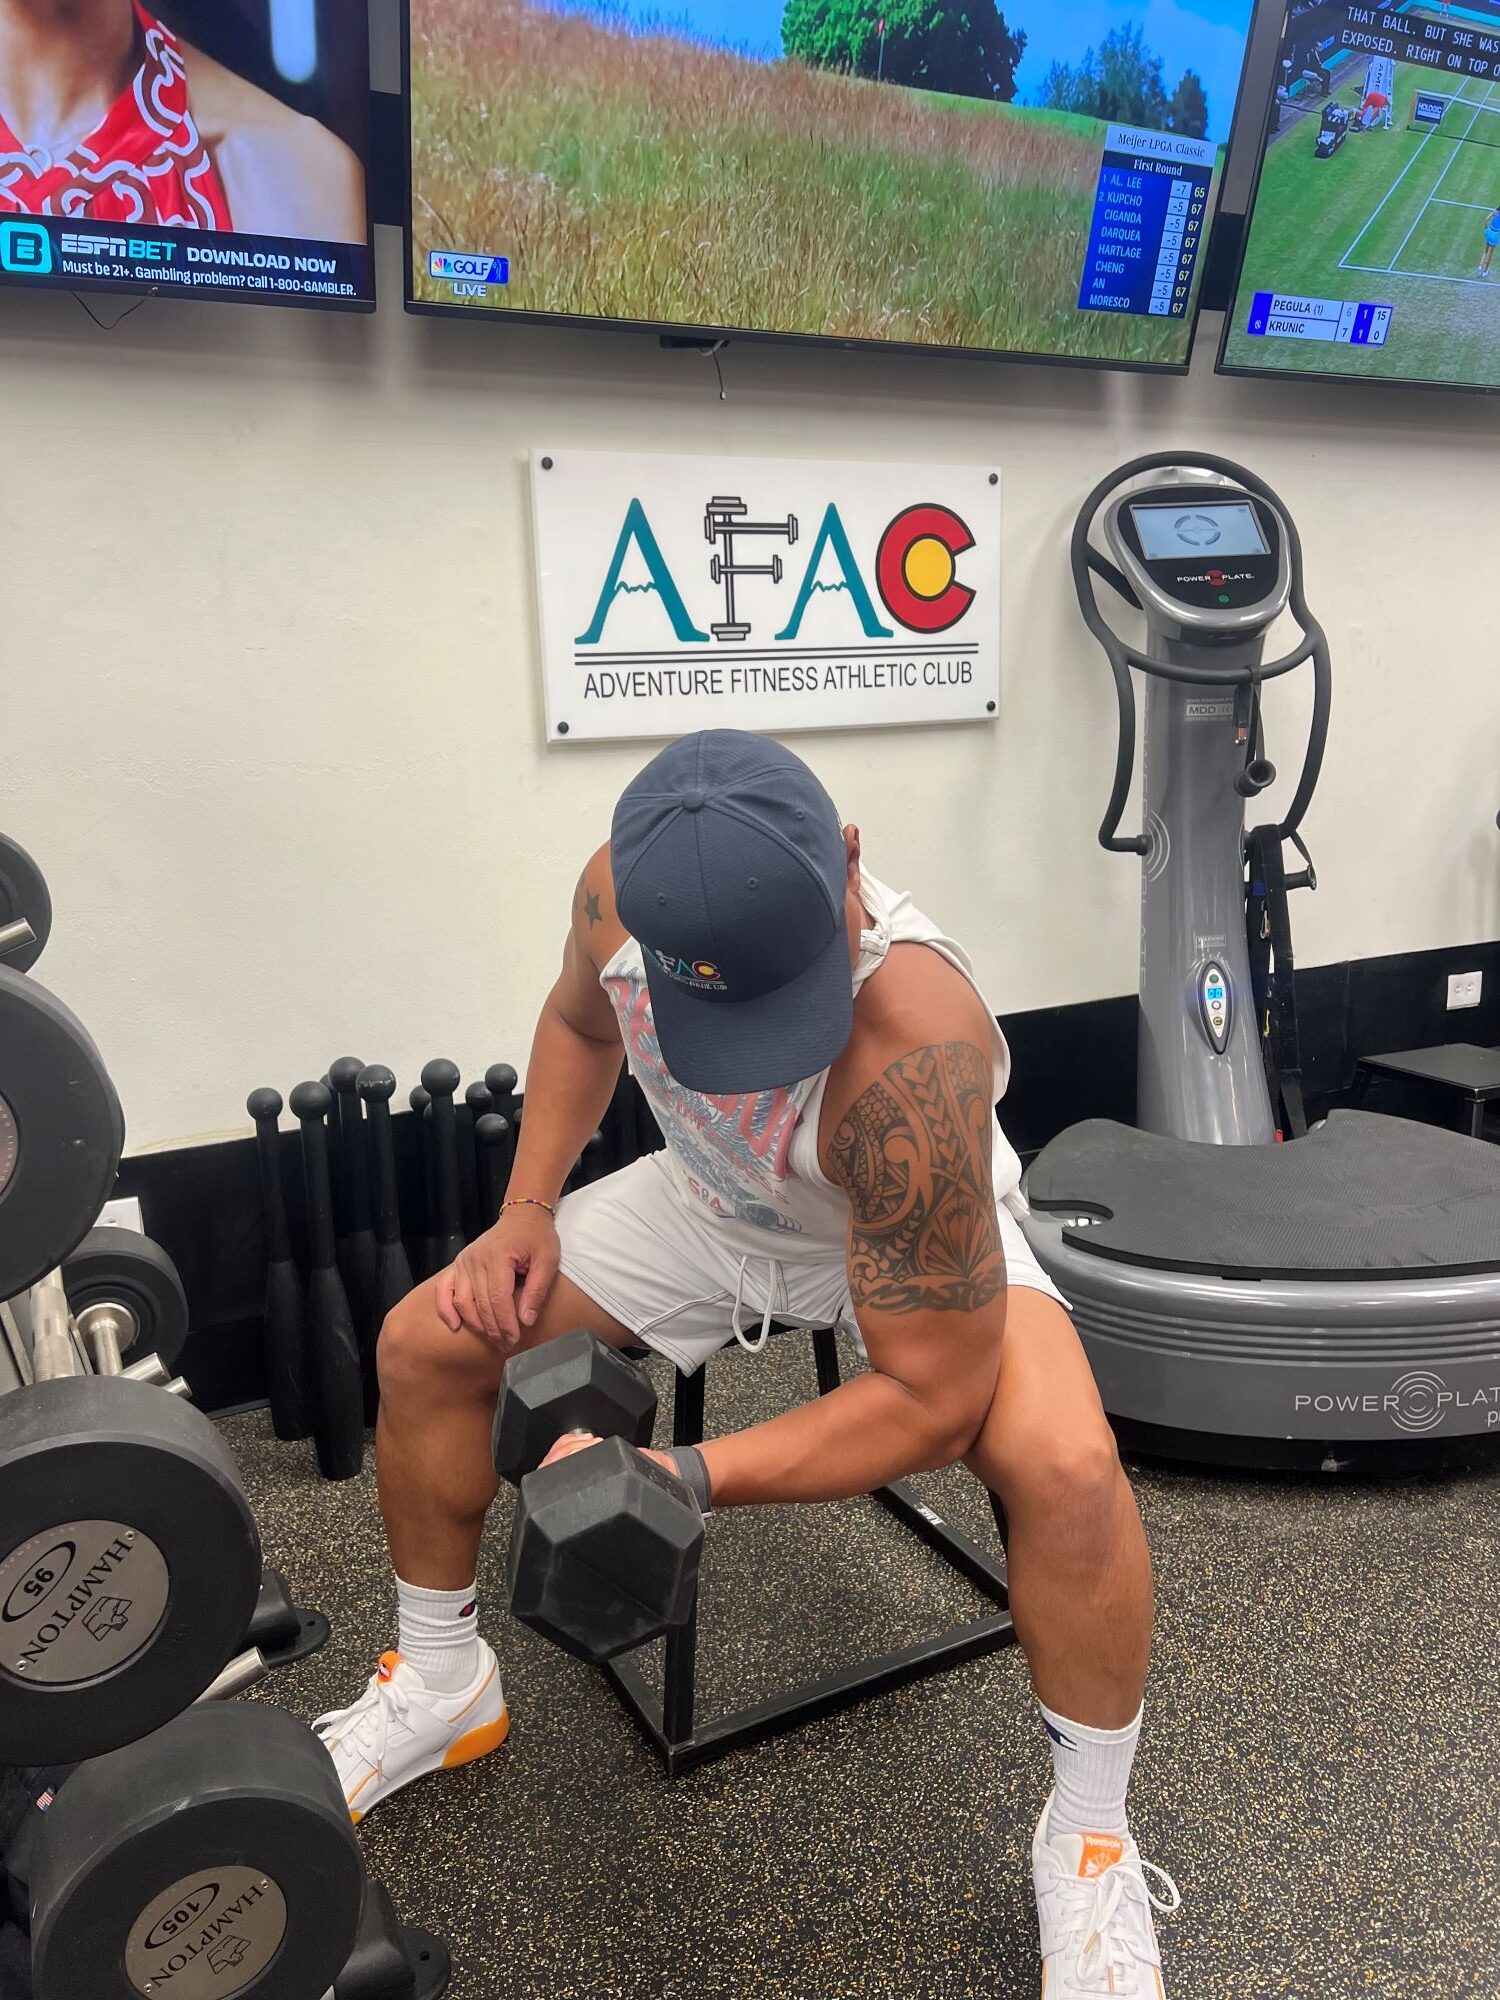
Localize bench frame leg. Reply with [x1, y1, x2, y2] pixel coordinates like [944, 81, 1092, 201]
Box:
[600, 1332, 1016, 1780]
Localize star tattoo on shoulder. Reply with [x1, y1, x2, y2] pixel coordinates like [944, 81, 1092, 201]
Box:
[574, 869, 602, 929]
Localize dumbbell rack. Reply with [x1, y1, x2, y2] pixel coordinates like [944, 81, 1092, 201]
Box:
[0, 1277, 452, 2000]
[1, 833, 456, 1997]
[601, 1328, 1016, 1780]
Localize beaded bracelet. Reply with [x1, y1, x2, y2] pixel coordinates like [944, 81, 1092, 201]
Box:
[500, 1196, 557, 1219]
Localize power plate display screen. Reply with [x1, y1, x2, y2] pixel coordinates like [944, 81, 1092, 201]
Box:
[1130, 502, 1269, 562]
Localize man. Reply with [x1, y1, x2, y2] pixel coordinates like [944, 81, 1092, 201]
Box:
[316, 731, 1178, 1998]
[0, 0, 363, 240]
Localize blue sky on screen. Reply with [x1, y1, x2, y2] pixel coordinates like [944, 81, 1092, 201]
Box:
[552, 1, 1255, 143]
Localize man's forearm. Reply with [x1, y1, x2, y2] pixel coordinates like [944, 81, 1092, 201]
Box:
[508, 999, 624, 1205]
[699, 1372, 972, 1508]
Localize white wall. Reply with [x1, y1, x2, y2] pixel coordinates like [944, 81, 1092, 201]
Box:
[4, 228, 1499, 1152]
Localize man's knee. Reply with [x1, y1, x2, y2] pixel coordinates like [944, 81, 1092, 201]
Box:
[376, 1281, 502, 1405]
[994, 1417, 1125, 1526]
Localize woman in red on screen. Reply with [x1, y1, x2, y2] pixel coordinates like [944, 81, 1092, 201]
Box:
[0, 0, 364, 241]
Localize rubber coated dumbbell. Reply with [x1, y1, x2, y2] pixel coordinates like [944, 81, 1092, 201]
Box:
[29, 1703, 365, 2000]
[506, 1435, 704, 1664]
[493, 1331, 703, 1662]
[492, 1327, 659, 1482]
[61, 1227, 191, 1382]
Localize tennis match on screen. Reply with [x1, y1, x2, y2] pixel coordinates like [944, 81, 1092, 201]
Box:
[1223, 2, 1500, 390]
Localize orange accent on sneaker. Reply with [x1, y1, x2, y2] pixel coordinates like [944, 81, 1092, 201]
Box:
[1079, 1834, 1126, 1879]
[376, 1651, 402, 1684]
[448, 1663, 499, 1727]
[441, 1703, 511, 1769]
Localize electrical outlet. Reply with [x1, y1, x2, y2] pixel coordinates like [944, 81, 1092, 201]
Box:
[1447, 971, 1483, 1012]
[96, 1197, 144, 1234]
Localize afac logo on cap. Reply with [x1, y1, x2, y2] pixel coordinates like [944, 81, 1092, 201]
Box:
[654, 949, 728, 992]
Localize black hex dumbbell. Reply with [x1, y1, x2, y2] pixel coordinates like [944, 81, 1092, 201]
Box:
[493, 1332, 703, 1663]
[492, 1328, 659, 1483]
[507, 1436, 704, 1663]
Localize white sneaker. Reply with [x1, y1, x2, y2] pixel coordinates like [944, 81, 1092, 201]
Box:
[1032, 1792, 1180, 1997]
[314, 1646, 509, 1822]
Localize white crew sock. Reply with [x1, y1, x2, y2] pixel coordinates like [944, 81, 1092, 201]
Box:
[395, 1578, 482, 1693]
[1039, 1700, 1143, 1838]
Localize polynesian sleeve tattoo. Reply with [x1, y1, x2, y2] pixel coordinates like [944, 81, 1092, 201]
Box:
[828, 1041, 1006, 1317]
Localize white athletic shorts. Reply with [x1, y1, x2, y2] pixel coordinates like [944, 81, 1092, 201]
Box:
[556, 1152, 1067, 1376]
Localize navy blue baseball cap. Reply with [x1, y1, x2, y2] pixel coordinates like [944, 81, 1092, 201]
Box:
[611, 731, 853, 1094]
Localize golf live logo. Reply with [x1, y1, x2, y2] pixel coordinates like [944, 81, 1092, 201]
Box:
[531, 451, 1001, 743]
[428, 249, 509, 295]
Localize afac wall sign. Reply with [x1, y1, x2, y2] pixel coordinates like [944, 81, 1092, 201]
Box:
[530, 450, 1001, 744]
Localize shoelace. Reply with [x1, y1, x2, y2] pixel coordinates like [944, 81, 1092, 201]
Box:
[730, 1255, 778, 1353]
[1054, 1855, 1181, 1995]
[314, 1672, 413, 1776]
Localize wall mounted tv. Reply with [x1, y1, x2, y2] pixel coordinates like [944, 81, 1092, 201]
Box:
[1221, 1, 1500, 392]
[0, 0, 374, 312]
[405, 0, 1259, 369]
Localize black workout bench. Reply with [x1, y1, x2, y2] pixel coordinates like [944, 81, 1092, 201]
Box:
[1353, 1042, 1500, 1142]
[603, 1327, 1015, 1779]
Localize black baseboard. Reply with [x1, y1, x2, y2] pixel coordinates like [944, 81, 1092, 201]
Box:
[998, 937, 1500, 1158]
[116, 1105, 437, 1414]
[114, 937, 1500, 1414]
[996, 996, 1136, 1159]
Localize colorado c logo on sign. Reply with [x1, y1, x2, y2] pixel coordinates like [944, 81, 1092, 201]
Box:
[876, 503, 977, 634]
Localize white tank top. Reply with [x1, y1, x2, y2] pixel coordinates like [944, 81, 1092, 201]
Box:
[600, 873, 1024, 1266]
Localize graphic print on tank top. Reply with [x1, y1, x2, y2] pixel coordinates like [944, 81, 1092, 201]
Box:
[0, 1, 232, 228]
[602, 873, 1024, 1248]
[605, 961, 809, 1234]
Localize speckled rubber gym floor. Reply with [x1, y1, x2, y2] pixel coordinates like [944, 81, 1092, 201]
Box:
[228, 1333, 1500, 2000]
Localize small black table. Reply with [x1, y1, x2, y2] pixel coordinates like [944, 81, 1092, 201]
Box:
[1354, 1043, 1500, 1140]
